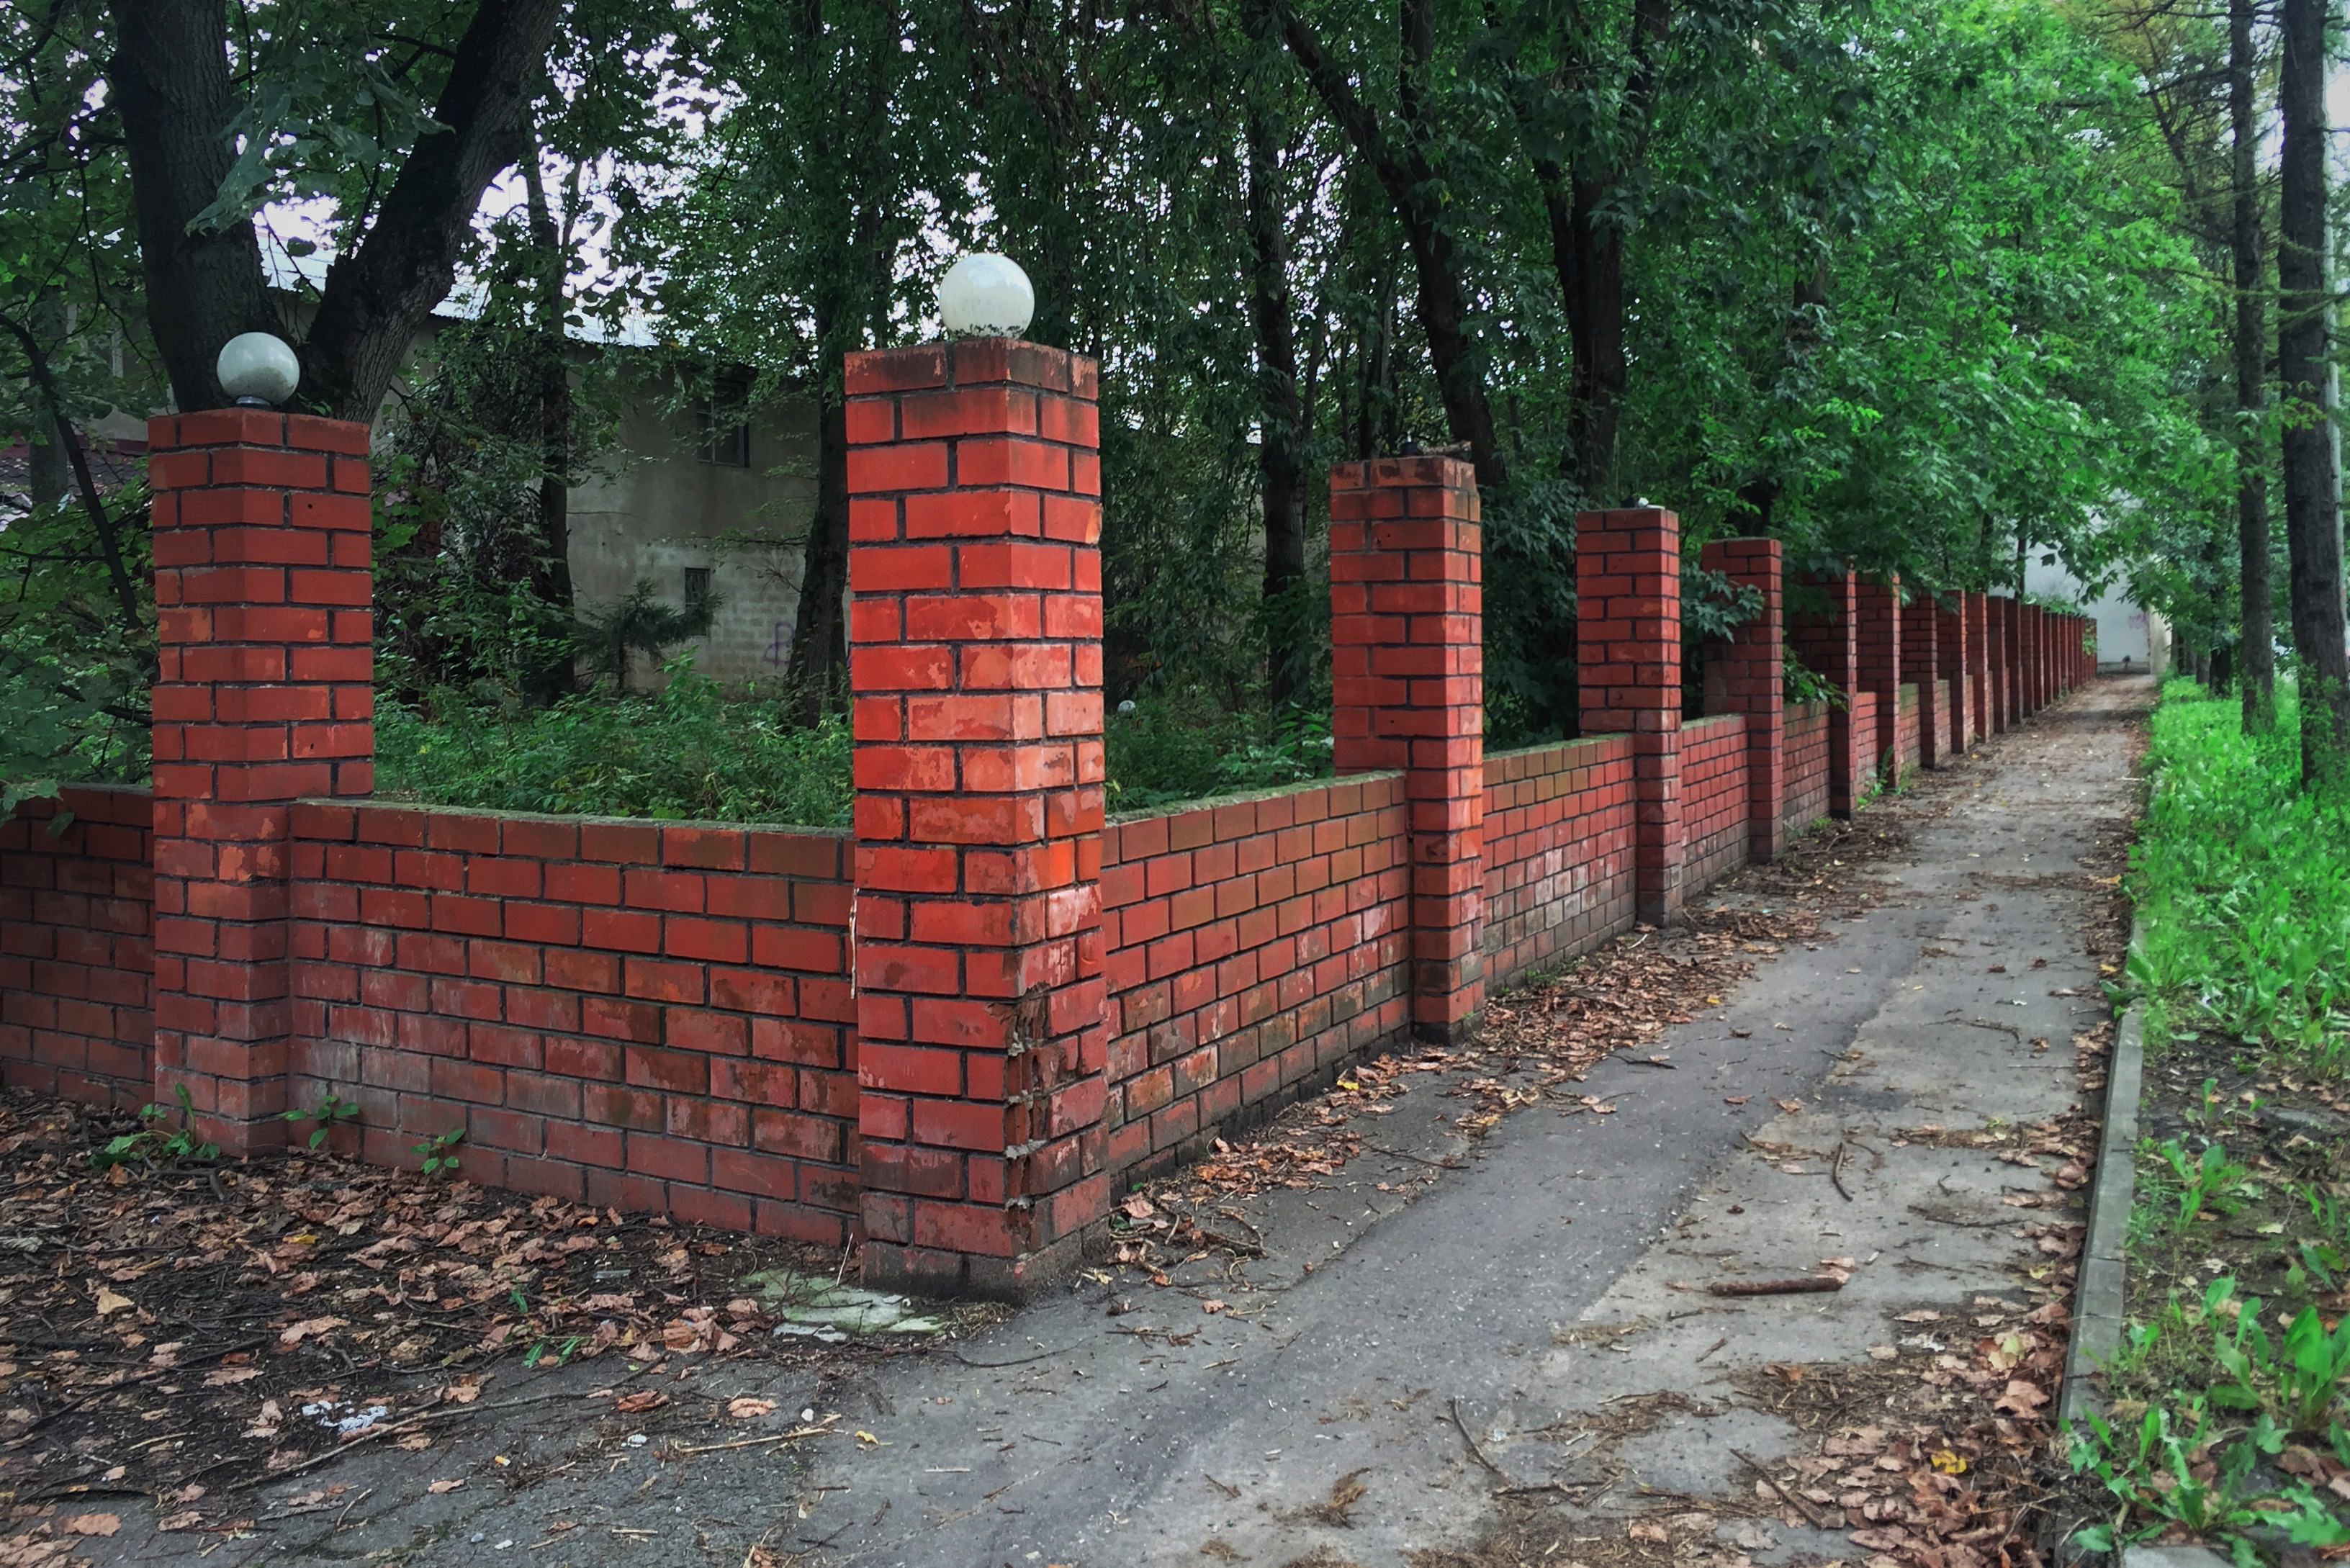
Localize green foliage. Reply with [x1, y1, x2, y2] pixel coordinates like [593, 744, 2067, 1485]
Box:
[376, 671, 854, 827]
[413, 1127, 466, 1181]
[574, 581, 723, 695]
[282, 1094, 361, 1153]
[2068, 1396, 2347, 1562]
[0, 485, 155, 806]
[1783, 648, 1845, 710]
[92, 1086, 220, 1169]
[2207, 1281, 2350, 1437]
[2133, 680, 2350, 1074]
[2150, 1135, 2258, 1228]
[1104, 697, 1335, 814]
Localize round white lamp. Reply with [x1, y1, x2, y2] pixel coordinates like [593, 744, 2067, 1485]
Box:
[938, 253, 1035, 340]
[216, 331, 301, 407]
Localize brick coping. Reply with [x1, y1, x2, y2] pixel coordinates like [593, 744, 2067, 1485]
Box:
[307, 798, 852, 839]
[1104, 767, 1403, 828]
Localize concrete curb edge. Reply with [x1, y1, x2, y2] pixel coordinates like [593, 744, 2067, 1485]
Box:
[2058, 917, 2143, 1436]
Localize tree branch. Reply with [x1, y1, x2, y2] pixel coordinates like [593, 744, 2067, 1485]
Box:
[0, 311, 145, 638]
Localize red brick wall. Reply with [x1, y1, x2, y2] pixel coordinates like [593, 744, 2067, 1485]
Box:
[1896, 685, 1922, 775]
[1936, 680, 1958, 756]
[1783, 703, 1832, 833]
[1851, 691, 1880, 796]
[1100, 775, 1409, 1180]
[284, 802, 857, 1244]
[0, 786, 155, 1109]
[1480, 736, 1637, 988]
[1682, 714, 1750, 893]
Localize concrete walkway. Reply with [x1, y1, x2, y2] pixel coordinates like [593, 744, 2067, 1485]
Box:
[102, 678, 2146, 1567]
[787, 677, 2146, 1567]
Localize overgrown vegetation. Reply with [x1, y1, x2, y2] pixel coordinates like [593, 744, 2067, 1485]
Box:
[375, 670, 856, 827]
[376, 675, 1340, 826]
[2073, 679, 2350, 1561]
[2132, 679, 2350, 1076]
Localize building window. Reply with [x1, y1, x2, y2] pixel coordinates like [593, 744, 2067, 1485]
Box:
[695, 374, 752, 467]
[683, 567, 713, 610]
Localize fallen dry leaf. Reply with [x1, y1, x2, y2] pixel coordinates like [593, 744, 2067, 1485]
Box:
[726, 1398, 777, 1420]
[276, 1315, 346, 1349]
[428, 1479, 464, 1495]
[613, 1389, 668, 1415]
[61, 1516, 119, 1538]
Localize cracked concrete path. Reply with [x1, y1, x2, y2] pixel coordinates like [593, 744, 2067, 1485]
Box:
[89, 678, 2147, 1567]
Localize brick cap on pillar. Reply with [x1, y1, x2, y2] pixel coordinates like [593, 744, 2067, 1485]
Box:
[846, 337, 1101, 398]
[1331, 454, 1477, 491]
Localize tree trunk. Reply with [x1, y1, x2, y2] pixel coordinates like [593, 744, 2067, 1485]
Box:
[2231, 0, 2276, 734]
[106, 0, 279, 407]
[1565, 173, 1629, 503]
[2277, 0, 2349, 783]
[303, 0, 565, 421]
[785, 307, 851, 726]
[519, 125, 572, 613]
[26, 295, 67, 510]
[1241, 37, 1310, 706]
[1356, 265, 1395, 460]
[110, 0, 564, 421]
[1274, 0, 1505, 490]
[518, 117, 576, 704]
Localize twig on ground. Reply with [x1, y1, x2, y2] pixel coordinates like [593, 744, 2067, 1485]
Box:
[1446, 1397, 1510, 1480]
[1733, 1447, 1829, 1529]
[1706, 1276, 1845, 1297]
[1695, 1335, 1729, 1363]
[953, 1341, 1084, 1368]
[1831, 1141, 1853, 1202]
[1365, 1145, 1465, 1170]
[250, 1385, 600, 1485]
[671, 1423, 839, 1456]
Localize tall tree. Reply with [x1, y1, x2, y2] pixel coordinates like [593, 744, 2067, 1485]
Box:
[1239, 0, 1313, 706]
[1274, 0, 1506, 490]
[2226, 0, 2274, 731]
[106, 0, 565, 420]
[2275, 0, 2347, 780]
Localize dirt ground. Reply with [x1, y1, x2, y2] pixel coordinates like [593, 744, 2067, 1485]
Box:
[1, 677, 2150, 1567]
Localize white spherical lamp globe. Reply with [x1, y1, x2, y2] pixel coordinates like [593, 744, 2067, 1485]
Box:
[216, 331, 300, 406]
[938, 253, 1035, 340]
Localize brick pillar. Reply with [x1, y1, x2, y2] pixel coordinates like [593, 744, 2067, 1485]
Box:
[1965, 592, 1991, 739]
[1902, 588, 1940, 768]
[843, 336, 1108, 1300]
[2023, 605, 2042, 713]
[1578, 508, 1683, 926]
[1788, 570, 1861, 816]
[1935, 593, 1970, 753]
[2002, 597, 2024, 723]
[1984, 595, 2009, 731]
[148, 409, 373, 1153]
[1699, 538, 1786, 862]
[1330, 457, 1485, 1043]
[1855, 576, 1901, 786]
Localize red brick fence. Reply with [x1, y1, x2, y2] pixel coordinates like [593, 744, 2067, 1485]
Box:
[0, 341, 2093, 1298]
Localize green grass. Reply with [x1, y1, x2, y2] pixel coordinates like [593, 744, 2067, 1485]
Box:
[376, 675, 856, 827]
[2133, 679, 2350, 1077]
[374, 677, 1335, 827]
